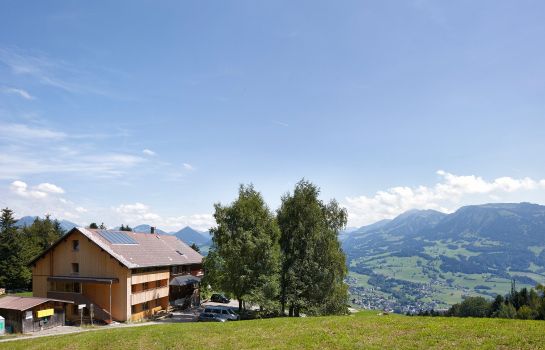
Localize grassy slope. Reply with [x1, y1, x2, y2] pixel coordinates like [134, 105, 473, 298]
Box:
[2, 312, 544, 350]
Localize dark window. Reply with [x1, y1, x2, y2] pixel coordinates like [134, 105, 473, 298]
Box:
[143, 282, 149, 290]
[131, 305, 137, 314]
[72, 240, 80, 251]
[143, 302, 149, 311]
[72, 263, 79, 274]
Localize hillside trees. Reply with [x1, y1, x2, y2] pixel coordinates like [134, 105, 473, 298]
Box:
[204, 185, 281, 312]
[277, 180, 349, 316]
[442, 282, 545, 320]
[0, 209, 64, 290]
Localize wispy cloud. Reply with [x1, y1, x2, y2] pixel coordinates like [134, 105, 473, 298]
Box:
[0, 47, 113, 96]
[142, 149, 156, 156]
[343, 170, 545, 227]
[2, 87, 34, 100]
[272, 120, 289, 127]
[183, 163, 195, 171]
[0, 121, 146, 179]
[0, 122, 66, 140]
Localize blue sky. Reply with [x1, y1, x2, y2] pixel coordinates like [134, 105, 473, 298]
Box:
[1, 1, 545, 231]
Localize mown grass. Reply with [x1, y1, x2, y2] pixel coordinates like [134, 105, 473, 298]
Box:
[1, 311, 544, 349]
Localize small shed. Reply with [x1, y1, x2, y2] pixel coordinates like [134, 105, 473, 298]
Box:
[0, 296, 73, 333]
[170, 275, 201, 308]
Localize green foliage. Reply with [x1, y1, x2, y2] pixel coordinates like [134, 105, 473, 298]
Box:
[494, 303, 517, 319]
[204, 184, 281, 313]
[190, 242, 200, 253]
[443, 281, 545, 320]
[0, 209, 63, 290]
[89, 223, 99, 229]
[457, 297, 490, 317]
[119, 224, 132, 231]
[277, 180, 349, 316]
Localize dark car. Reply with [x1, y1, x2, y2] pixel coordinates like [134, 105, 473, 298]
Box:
[210, 293, 230, 303]
[197, 312, 226, 322]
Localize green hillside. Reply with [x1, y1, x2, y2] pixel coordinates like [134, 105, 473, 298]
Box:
[2, 312, 544, 349]
[343, 203, 545, 312]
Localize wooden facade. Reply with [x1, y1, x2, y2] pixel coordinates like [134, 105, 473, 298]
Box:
[31, 229, 203, 323]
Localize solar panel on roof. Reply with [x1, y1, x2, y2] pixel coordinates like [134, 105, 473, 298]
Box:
[99, 230, 138, 245]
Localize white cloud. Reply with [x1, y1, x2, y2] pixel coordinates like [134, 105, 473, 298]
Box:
[10, 180, 47, 199]
[35, 182, 65, 194]
[183, 163, 195, 171]
[343, 171, 545, 227]
[2, 87, 34, 100]
[142, 149, 156, 156]
[75, 206, 88, 213]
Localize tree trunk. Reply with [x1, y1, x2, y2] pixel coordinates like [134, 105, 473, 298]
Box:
[238, 298, 243, 313]
[289, 305, 294, 317]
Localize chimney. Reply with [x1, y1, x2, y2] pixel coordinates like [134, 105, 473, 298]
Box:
[150, 226, 155, 234]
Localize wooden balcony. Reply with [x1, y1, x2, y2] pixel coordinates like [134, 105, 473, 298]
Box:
[131, 286, 169, 305]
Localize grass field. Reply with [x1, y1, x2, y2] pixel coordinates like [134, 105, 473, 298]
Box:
[2, 311, 544, 349]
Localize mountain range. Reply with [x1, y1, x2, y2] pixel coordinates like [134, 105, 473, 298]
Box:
[15, 216, 79, 233]
[343, 202, 545, 313]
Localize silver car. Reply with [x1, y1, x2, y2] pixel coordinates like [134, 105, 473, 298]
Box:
[204, 307, 240, 321]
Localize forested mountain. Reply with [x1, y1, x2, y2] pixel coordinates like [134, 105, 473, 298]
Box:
[344, 203, 545, 313]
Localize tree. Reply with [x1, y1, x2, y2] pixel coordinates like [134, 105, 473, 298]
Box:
[277, 180, 349, 316]
[457, 297, 490, 317]
[190, 243, 201, 253]
[120, 225, 132, 231]
[494, 303, 517, 319]
[89, 223, 99, 229]
[0, 208, 19, 288]
[204, 184, 281, 313]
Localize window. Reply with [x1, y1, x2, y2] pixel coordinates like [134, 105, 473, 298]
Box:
[143, 282, 149, 290]
[143, 302, 149, 311]
[72, 240, 80, 251]
[72, 263, 79, 274]
[131, 305, 137, 314]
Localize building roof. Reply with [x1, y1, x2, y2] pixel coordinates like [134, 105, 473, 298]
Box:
[30, 227, 203, 269]
[0, 296, 73, 311]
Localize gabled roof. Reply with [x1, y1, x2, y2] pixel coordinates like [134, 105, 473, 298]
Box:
[0, 296, 73, 311]
[30, 227, 203, 269]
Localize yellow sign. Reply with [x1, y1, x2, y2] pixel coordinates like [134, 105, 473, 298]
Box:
[36, 309, 54, 318]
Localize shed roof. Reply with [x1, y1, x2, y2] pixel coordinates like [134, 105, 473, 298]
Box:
[170, 275, 202, 286]
[0, 296, 73, 311]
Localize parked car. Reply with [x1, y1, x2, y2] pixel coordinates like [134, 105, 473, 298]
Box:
[210, 293, 230, 303]
[197, 312, 226, 322]
[204, 307, 240, 321]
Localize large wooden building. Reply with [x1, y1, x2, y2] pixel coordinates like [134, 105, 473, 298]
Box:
[30, 227, 203, 323]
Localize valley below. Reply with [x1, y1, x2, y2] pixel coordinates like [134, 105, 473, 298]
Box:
[343, 203, 545, 313]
